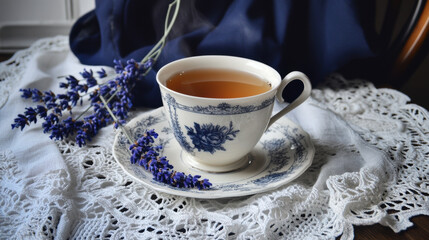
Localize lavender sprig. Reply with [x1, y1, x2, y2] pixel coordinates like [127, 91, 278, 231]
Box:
[11, 59, 147, 146]
[129, 130, 212, 190]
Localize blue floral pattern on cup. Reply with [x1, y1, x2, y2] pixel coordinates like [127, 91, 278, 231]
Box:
[186, 121, 240, 154]
[163, 93, 273, 154]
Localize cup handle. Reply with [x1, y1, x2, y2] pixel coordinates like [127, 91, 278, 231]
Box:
[266, 71, 312, 129]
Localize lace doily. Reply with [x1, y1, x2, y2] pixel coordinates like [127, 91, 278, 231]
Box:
[0, 36, 428, 239]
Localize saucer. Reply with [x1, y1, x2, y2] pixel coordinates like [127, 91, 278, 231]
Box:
[112, 107, 314, 199]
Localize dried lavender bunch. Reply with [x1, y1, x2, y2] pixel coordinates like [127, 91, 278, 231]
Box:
[129, 130, 212, 190]
[11, 59, 147, 147]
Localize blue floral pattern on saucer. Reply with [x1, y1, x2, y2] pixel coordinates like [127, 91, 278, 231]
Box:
[112, 107, 315, 199]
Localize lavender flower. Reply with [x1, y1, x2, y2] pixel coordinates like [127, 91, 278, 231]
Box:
[25, 88, 43, 102]
[65, 75, 79, 89]
[36, 105, 48, 118]
[12, 58, 144, 144]
[20, 88, 32, 99]
[24, 107, 38, 123]
[80, 69, 97, 88]
[11, 114, 28, 130]
[97, 69, 107, 78]
[129, 130, 212, 190]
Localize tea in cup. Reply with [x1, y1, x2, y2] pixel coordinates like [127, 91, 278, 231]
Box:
[156, 55, 311, 172]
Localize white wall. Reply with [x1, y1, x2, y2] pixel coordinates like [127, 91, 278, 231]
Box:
[0, 0, 95, 52]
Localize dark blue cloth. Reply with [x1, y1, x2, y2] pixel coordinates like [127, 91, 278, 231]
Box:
[69, 0, 375, 107]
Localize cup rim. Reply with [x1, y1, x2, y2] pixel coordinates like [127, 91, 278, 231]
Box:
[156, 55, 281, 101]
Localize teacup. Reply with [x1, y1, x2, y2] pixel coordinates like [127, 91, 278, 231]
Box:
[156, 55, 311, 172]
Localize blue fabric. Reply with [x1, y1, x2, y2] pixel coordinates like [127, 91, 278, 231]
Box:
[70, 0, 375, 107]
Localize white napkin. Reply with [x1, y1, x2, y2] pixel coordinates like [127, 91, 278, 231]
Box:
[275, 99, 393, 190]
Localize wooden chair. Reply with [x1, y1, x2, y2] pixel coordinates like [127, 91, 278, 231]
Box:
[340, 0, 429, 88]
[389, 0, 429, 87]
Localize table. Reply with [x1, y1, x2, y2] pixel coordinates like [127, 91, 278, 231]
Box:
[1, 36, 428, 239]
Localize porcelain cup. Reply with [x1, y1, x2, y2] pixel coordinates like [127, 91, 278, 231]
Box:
[156, 55, 311, 172]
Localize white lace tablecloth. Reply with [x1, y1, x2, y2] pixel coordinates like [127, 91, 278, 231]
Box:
[1, 36, 428, 239]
